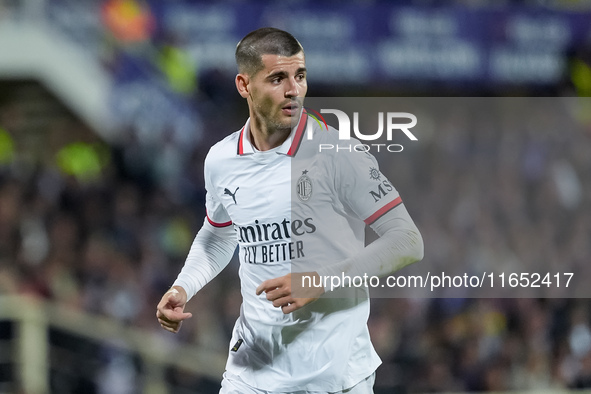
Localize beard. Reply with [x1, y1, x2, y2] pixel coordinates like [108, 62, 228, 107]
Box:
[253, 106, 292, 135]
[251, 95, 304, 136]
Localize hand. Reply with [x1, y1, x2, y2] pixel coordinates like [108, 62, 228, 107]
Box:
[156, 286, 192, 333]
[256, 272, 325, 314]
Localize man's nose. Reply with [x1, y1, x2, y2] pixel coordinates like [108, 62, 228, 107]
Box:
[285, 77, 300, 98]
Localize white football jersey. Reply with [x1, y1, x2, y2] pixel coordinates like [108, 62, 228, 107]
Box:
[204, 113, 401, 391]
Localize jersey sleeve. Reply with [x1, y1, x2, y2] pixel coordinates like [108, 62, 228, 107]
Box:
[173, 218, 237, 300]
[204, 155, 232, 228]
[335, 149, 402, 226]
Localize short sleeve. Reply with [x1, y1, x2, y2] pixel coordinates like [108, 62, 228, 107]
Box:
[204, 156, 232, 228]
[335, 150, 402, 226]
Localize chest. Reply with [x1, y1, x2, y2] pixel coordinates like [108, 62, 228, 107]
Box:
[212, 156, 292, 226]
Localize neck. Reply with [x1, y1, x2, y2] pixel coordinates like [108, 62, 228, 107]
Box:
[248, 116, 291, 151]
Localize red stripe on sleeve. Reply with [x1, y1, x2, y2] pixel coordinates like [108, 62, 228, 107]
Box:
[207, 214, 232, 228]
[364, 196, 403, 225]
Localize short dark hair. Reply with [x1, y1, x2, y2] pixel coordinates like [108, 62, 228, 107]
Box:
[235, 27, 304, 76]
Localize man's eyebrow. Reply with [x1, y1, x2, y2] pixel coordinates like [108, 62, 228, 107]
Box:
[266, 71, 288, 79]
[266, 68, 307, 79]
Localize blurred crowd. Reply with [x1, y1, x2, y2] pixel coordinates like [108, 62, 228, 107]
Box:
[2, 88, 591, 393]
[368, 97, 591, 392]
[2, 0, 591, 393]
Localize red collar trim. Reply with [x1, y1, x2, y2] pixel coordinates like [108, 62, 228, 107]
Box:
[237, 126, 246, 155]
[236, 113, 307, 157]
[287, 112, 307, 157]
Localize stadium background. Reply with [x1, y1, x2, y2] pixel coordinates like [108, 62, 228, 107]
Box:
[1, 0, 591, 393]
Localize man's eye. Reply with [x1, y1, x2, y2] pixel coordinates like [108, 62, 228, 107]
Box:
[271, 77, 282, 84]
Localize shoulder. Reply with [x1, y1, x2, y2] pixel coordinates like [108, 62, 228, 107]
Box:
[304, 119, 370, 152]
[309, 122, 341, 145]
[298, 121, 340, 159]
[205, 128, 241, 166]
[311, 123, 378, 164]
[203, 128, 242, 183]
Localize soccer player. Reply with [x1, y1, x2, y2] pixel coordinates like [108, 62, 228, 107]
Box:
[156, 27, 424, 394]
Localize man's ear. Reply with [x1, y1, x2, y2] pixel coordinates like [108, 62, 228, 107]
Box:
[235, 74, 250, 98]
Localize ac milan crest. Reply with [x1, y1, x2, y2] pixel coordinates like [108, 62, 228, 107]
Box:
[296, 170, 313, 202]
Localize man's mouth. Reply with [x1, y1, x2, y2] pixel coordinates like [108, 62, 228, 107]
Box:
[281, 102, 300, 116]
